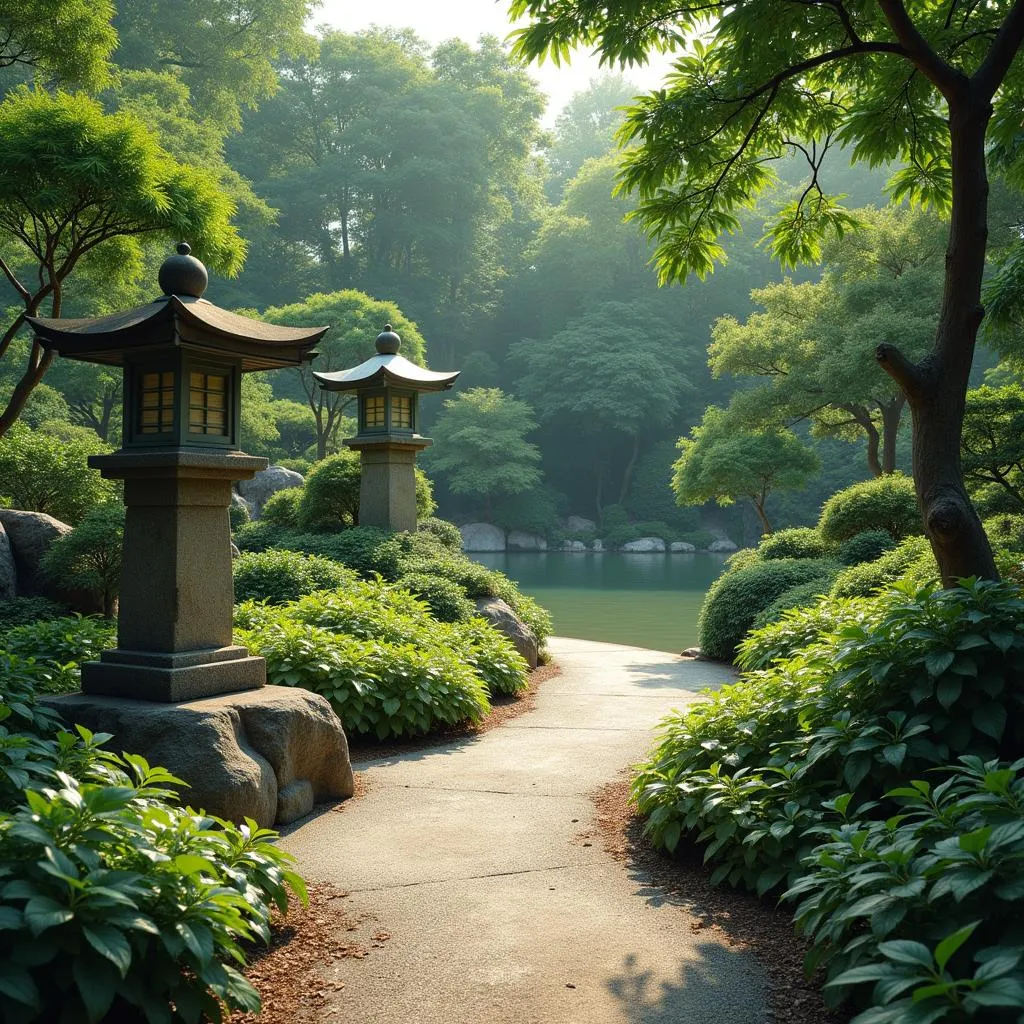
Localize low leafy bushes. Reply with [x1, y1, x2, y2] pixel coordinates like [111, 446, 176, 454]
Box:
[697, 557, 840, 661]
[0, 644, 305, 1023]
[829, 535, 936, 598]
[235, 579, 529, 738]
[260, 486, 303, 528]
[634, 580, 1024, 1021]
[233, 549, 358, 605]
[836, 528, 896, 566]
[1, 615, 117, 693]
[757, 527, 826, 561]
[0, 596, 68, 636]
[417, 517, 463, 552]
[750, 580, 833, 631]
[985, 513, 1024, 553]
[398, 572, 475, 622]
[818, 473, 922, 544]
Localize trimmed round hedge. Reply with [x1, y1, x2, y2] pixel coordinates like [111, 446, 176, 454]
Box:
[756, 527, 826, 561]
[698, 558, 841, 662]
[836, 528, 896, 566]
[829, 535, 936, 598]
[817, 473, 921, 544]
[233, 549, 358, 605]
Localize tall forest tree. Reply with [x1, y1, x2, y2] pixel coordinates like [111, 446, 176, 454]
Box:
[510, 0, 1024, 584]
[711, 207, 944, 477]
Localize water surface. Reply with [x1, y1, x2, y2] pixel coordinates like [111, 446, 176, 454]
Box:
[471, 552, 729, 654]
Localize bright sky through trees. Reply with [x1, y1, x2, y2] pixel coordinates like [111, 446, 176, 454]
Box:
[313, 0, 673, 122]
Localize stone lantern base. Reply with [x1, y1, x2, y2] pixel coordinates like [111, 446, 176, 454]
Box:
[83, 448, 268, 702]
[348, 436, 430, 533]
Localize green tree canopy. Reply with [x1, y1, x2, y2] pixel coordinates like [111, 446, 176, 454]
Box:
[509, 0, 1024, 583]
[711, 207, 944, 476]
[511, 300, 694, 509]
[962, 383, 1024, 513]
[0, 0, 116, 90]
[672, 407, 820, 534]
[262, 290, 426, 460]
[0, 88, 244, 435]
[424, 388, 542, 521]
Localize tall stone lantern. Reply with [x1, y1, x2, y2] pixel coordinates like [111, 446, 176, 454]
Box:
[315, 325, 459, 532]
[27, 244, 328, 702]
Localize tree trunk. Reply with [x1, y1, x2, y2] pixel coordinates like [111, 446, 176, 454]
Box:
[617, 432, 641, 505]
[880, 396, 905, 475]
[877, 99, 997, 584]
[844, 403, 882, 476]
[752, 497, 773, 535]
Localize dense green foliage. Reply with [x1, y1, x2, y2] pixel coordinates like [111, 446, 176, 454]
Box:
[0, 629, 306, 1022]
[39, 503, 123, 617]
[830, 536, 937, 599]
[635, 580, 1024, 1020]
[836, 530, 897, 566]
[232, 550, 358, 606]
[0, 596, 68, 635]
[756, 527, 826, 562]
[0, 424, 114, 523]
[297, 451, 362, 532]
[818, 475, 922, 545]
[260, 487, 303, 529]
[698, 557, 840, 661]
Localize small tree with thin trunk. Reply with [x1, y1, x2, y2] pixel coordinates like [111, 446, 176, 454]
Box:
[510, 0, 1024, 585]
[41, 503, 124, 618]
[672, 407, 820, 535]
[0, 88, 244, 436]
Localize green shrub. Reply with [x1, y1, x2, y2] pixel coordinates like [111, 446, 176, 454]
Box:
[233, 549, 358, 605]
[40, 502, 123, 618]
[233, 519, 290, 552]
[260, 487, 304, 529]
[294, 527, 404, 579]
[297, 451, 361, 531]
[750, 579, 833, 631]
[830, 535, 937, 598]
[1, 615, 117, 692]
[757, 527, 826, 561]
[229, 496, 251, 531]
[0, 422, 115, 524]
[818, 473, 922, 544]
[634, 579, 1024, 1019]
[836, 528, 896, 565]
[415, 467, 436, 521]
[635, 520, 676, 542]
[398, 572, 475, 622]
[417, 516, 463, 552]
[237, 616, 491, 739]
[724, 547, 759, 573]
[438, 618, 529, 697]
[0, 596, 68, 636]
[984, 512, 1024, 553]
[697, 558, 841, 661]
[0, 642, 306, 1023]
[277, 457, 311, 476]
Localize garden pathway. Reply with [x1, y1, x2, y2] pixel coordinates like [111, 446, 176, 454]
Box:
[281, 637, 768, 1023]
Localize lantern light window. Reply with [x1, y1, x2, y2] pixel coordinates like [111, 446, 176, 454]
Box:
[188, 371, 228, 436]
[392, 395, 413, 430]
[363, 394, 386, 429]
[138, 371, 176, 434]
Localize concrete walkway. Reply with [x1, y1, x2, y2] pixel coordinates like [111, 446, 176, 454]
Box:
[282, 637, 768, 1023]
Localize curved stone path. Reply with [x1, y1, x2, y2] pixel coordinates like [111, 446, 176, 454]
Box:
[281, 637, 768, 1023]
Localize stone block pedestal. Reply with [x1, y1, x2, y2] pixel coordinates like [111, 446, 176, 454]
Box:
[43, 685, 354, 827]
[349, 438, 429, 533]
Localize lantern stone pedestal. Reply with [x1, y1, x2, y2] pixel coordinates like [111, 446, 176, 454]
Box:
[82, 449, 268, 702]
[349, 437, 430, 533]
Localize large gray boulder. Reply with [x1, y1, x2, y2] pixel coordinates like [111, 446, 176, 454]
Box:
[42, 685, 354, 827]
[670, 541, 697, 553]
[708, 539, 739, 553]
[0, 508, 102, 612]
[507, 531, 547, 551]
[474, 597, 539, 669]
[622, 536, 666, 553]
[231, 490, 255, 521]
[237, 465, 304, 518]
[562, 539, 587, 552]
[460, 522, 506, 552]
[567, 515, 596, 533]
[0, 522, 16, 601]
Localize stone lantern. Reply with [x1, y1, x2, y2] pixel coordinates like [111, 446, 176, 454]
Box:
[26, 242, 327, 702]
[315, 325, 458, 532]
[26, 245, 354, 827]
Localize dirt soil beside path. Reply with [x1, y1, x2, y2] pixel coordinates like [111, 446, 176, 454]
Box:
[589, 775, 852, 1024]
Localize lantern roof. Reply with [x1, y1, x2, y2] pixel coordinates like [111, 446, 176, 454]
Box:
[314, 325, 459, 393]
[27, 243, 327, 372]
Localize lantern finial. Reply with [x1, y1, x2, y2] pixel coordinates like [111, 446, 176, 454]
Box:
[158, 241, 208, 299]
[376, 324, 401, 355]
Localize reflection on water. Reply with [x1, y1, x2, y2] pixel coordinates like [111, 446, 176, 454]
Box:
[470, 552, 729, 654]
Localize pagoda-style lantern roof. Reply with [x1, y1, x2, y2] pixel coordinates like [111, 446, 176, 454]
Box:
[314, 325, 459, 393]
[27, 243, 327, 371]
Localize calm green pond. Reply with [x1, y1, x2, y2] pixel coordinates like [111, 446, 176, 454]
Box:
[470, 552, 730, 654]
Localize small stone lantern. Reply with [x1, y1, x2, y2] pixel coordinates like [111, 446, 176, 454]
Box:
[28, 243, 328, 702]
[315, 325, 458, 532]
